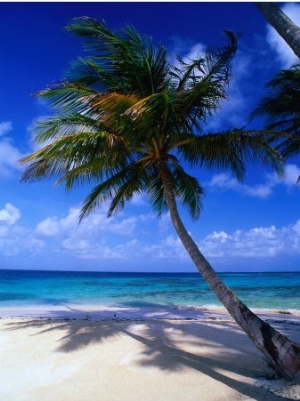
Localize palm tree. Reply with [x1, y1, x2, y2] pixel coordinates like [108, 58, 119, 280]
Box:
[252, 64, 300, 163]
[20, 17, 300, 382]
[255, 2, 300, 60]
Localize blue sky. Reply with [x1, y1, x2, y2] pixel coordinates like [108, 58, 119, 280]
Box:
[1, 2, 300, 273]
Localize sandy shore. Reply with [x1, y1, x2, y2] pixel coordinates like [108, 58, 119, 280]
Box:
[1, 309, 300, 401]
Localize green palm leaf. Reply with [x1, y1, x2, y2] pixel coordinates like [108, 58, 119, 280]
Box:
[67, 17, 169, 97]
[21, 16, 284, 221]
[252, 64, 300, 158]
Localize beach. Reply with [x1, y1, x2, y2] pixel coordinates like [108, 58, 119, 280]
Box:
[1, 307, 300, 401]
[1, 271, 300, 400]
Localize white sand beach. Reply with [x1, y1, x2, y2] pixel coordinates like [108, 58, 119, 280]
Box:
[1, 307, 300, 401]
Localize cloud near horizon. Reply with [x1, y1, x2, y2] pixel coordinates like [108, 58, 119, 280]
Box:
[1, 202, 300, 265]
[0, 203, 44, 257]
[201, 219, 300, 259]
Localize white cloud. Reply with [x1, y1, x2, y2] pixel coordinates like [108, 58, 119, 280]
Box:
[266, 3, 300, 68]
[263, 163, 300, 189]
[168, 41, 207, 87]
[0, 138, 23, 177]
[36, 207, 79, 236]
[36, 203, 143, 239]
[168, 36, 206, 63]
[129, 193, 147, 206]
[200, 220, 300, 259]
[207, 163, 300, 198]
[207, 172, 273, 198]
[35, 205, 145, 260]
[0, 231, 44, 256]
[62, 237, 139, 260]
[0, 121, 12, 137]
[184, 43, 206, 61]
[2, 200, 300, 264]
[205, 51, 253, 131]
[142, 234, 186, 259]
[34, 204, 171, 261]
[0, 121, 24, 178]
[0, 203, 21, 226]
[280, 164, 300, 186]
[0, 203, 44, 256]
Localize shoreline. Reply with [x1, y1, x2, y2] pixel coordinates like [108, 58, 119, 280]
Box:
[1, 303, 300, 321]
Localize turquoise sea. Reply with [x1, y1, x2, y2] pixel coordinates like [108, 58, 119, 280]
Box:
[0, 270, 299, 314]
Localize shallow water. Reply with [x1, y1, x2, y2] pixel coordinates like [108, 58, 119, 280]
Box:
[1, 270, 299, 312]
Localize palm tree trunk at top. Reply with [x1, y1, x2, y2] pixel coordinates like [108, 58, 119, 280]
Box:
[255, 2, 300, 60]
[162, 177, 300, 382]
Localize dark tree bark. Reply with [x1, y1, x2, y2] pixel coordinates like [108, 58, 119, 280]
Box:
[256, 2, 300, 60]
[162, 174, 300, 382]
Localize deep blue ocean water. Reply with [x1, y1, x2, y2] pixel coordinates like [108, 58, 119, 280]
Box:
[0, 270, 299, 312]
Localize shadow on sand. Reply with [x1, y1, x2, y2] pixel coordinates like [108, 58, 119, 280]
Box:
[3, 307, 297, 401]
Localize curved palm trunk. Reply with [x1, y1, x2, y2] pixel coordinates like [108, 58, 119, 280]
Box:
[255, 2, 300, 60]
[163, 179, 300, 382]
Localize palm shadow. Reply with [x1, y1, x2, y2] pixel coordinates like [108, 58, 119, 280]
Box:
[3, 310, 296, 401]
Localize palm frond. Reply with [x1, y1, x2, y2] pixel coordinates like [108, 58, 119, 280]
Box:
[37, 83, 97, 113]
[67, 17, 169, 97]
[252, 66, 300, 128]
[32, 113, 100, 143]
[66, 57, 119, 92]
[200, 31, 238, 86]
[80, 162, 147, 220]
[146, 173, 167, 217]
[167, 32, 238, 131]
[251, 65, 300, 158]
[171, 164, 204, 220]
[178, 129, 284, 181]
[20, 15, 284, 225]
[20, 129, 129, 187]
